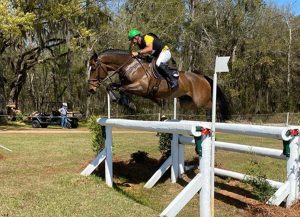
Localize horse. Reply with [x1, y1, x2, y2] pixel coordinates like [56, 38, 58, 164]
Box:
[88, 49, 229, 121]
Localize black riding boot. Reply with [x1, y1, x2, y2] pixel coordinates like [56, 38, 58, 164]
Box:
[158, 64, 178, 89]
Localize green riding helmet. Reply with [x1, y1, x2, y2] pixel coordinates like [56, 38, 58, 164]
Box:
[128, 29, 141, 40]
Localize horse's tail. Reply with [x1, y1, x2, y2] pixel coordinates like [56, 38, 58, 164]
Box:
[204, 75, 230, 121]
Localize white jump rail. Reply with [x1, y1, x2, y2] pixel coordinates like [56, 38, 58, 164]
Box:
[81, 118, 299, 217]
[81, 118, 212, 217]
[146, 121, 298, 215]
[167, 121, 299, 208]
[81, 118, 204, 179]
[146, 121, 293, 188]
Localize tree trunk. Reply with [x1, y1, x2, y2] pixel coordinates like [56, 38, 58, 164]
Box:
[85, 59, 91, 118]
[0, 64, 7, 124]
[8, 69, 27, 109]
[28, 72, 38, 111]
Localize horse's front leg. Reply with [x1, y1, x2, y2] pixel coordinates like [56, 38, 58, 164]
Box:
[109, 82, 122, 90]
[106, 82, 124, 102]
[116, 82, 146, 113]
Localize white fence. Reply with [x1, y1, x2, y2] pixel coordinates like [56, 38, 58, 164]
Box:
[81, 118, 300, 217]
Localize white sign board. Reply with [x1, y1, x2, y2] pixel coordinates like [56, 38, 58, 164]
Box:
[214, 56, 230, 73]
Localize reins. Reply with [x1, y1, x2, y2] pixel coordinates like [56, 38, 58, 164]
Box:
[135, 57, 152, 80]
[88, 54, 155, 95]
[88, 56, 132, 88]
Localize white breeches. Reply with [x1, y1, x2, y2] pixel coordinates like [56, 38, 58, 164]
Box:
[156, 49, 171, 67]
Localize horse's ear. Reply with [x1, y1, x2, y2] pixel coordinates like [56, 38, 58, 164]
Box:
[91, 51, 98, 61]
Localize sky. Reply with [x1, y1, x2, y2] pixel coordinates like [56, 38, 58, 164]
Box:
[271, 0, 300, 15]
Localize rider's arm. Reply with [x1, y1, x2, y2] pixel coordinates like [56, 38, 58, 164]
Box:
[139, 35, 154, 55]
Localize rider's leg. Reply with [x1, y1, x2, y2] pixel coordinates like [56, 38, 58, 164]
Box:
[156, 50, 178, 89]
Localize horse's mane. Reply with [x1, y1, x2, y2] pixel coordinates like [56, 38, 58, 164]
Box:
[99, 49, 130, 56]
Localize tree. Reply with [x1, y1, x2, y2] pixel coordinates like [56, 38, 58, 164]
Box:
[0, 0, 35, 123]
[3, 0, 110, 115]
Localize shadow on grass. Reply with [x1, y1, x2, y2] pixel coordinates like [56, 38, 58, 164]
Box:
[215, 192, 249, 209]
[93, 154, 260, 210]
[93, 155, 170, 184]
[215, 180, 257, 199]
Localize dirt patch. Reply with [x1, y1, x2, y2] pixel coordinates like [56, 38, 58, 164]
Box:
[0, 153, 4, 160]
[0, 128, 154, 134]
[214, 177, 300, 216]
[241, 202, 300, 217]
[0, 128, 89, 134]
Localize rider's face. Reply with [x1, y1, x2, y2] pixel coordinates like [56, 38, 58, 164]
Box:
[132, 36, 140, 44]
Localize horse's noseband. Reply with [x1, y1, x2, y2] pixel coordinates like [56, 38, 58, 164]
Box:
[88, 59, 105, 87]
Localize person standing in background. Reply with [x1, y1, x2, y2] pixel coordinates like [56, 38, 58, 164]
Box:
[59, 103, 68, 128]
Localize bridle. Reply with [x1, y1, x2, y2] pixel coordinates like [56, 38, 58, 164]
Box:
[88, 57, 133, 88]
[87, 59, 106, 88]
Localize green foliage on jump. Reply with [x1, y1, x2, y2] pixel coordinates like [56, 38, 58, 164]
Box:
[88, 116, 105, 154]
[244, 159, 276, 202]
[158, 133, 172, 158]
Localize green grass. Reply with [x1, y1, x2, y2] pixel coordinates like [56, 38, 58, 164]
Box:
[0, 129, 287, 217]
[216, 133, 286, 182]
[0, 132, 158, 217]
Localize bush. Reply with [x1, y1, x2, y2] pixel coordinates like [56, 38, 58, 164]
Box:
[158, 133, 172, 158]
[244, 159, 276, 202]
[88, 116, 105, 154]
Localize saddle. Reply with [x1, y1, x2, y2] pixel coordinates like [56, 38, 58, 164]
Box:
[136, 56, 179, 96]
[151, 58, 179, 94]
[148, 57, 178, 78]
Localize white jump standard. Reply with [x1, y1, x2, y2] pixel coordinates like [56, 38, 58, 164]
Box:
[81, 118, 300, 217]
[176, 122, 300, 208]
[81, 118, 213, 216]
[80, 117, 205, 184]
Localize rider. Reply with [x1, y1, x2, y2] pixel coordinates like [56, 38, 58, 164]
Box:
[128, 29, 178, 89]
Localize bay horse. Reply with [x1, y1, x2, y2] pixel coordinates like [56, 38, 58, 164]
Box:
[88, 49, 229, 121]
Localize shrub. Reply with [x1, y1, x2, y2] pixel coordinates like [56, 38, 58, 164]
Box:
[244, 159, 276, 202]
[158, 133, 172, 158]
[88, 116, 105, 153]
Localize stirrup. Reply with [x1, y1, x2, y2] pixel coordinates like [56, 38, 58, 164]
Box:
[170, 81, 178, 89]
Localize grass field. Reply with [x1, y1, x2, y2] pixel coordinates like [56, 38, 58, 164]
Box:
[0, 125, 293, 217]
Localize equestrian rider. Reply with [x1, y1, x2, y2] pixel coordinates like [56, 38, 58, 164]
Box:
[128, 29, 178, 89]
